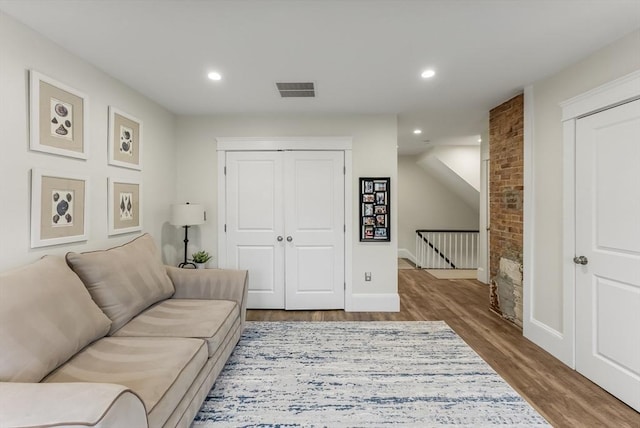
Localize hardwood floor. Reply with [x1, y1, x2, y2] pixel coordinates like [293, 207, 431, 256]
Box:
[247, 268, 639, 427]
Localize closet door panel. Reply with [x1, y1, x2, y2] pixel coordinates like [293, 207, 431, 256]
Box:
[226, 151, 285, 309]
[284, 151, 345, 309]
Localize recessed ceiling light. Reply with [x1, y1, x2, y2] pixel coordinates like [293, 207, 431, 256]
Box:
[413, 129, 422, 135]
[421, 69, 436, 79]
[207, 71, 222, 81]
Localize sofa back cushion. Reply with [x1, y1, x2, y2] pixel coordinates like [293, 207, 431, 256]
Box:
[0, 256, 112, 382]
[66, 234, 174, 334]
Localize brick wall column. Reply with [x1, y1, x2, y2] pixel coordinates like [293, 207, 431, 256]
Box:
[489, 94, 524, 325]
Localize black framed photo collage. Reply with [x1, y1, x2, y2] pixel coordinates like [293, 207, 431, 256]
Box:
[359, 177, 390, 242]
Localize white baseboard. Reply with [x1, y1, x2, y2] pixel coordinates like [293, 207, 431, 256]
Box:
[398, 248, 416, 264]
[524, 316, 573, 368]
[347, 293, 400, 312]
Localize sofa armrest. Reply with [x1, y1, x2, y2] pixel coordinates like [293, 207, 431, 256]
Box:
[0, 382, 147, 428]
[166, 266, 248, 324]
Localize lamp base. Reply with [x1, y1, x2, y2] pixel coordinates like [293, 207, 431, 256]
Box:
[178, 225, 195, 269]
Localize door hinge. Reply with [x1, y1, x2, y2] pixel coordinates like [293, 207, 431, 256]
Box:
[344, 224, 346, 232]
[343, 166, 346, 175]
[344, 282, 346, 290]
[224, 224, 227, 233]
[224, 166, 227, 175]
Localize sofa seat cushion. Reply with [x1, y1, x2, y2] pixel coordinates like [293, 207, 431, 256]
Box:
[66, 234, 175, 334]
[0, 256, 111, 383]
[114, 299, 239, 357]
[0, 382, 147, 428]
[44, 336, 207, 428]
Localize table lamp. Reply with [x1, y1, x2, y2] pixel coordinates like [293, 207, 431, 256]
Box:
[170, 202, 205, 268]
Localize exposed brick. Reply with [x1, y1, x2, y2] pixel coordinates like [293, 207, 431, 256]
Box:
[489, 94, 524, 327]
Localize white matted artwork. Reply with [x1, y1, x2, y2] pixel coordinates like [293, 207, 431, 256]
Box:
[108, 177, 142, 235]
[30, 169, 89, 248]
[29, 70, 89, 159]
[108, 107, 142, 170]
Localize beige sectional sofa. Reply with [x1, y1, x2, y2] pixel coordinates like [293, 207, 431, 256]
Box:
[0, 234, 248, 428]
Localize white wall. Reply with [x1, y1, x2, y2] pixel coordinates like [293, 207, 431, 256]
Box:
[0, 12, 177, 271]
[397, 155, 479, 261]
[525, 29, 640, 362]
[428, 146, 481, 191]
[175, 114, 398, 309]
[416, 147, 481, 213]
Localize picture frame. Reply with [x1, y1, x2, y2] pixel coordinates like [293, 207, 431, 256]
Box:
[374, 205, 386, 214]
[364, 226, 374, 239]
[30, 168, 89, 248]
[29, 70, 89, 159]
[359, 177, 390, 242]
[108, 106, 143, 170]
[374, 227, 388, 238]
[108, 177, 142, 235]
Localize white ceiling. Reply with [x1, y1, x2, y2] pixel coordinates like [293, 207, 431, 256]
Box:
[1, 0, 638, 155]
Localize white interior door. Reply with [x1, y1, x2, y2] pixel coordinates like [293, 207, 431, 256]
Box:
[284, 151, 345, 309]
[226, 151, 284, 309]
[575, 99, 640, 411]
[225, 150, 345, 310]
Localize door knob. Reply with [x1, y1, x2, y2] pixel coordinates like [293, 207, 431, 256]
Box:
[573, 256, 588, 265]
[286, 236, 293, 242]
[277, 236, 283, 242]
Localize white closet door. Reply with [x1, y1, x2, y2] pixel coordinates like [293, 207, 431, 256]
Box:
[575, 99, 640, 411]
[284, 151, 345, 309]
[226, 151, 285, 309]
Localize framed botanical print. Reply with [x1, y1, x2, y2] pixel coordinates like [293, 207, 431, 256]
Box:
[108, 177, 142, 235]
[30, 169, 89, 248]
[29, 70, 89, 159]
[108, 106, 143, 170]
[359, 177, 390, 242]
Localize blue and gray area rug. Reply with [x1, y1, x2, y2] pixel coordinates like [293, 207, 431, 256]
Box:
[193, 321, 549, 427]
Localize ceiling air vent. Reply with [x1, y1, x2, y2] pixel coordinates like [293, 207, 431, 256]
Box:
[276, 82, 315, 98]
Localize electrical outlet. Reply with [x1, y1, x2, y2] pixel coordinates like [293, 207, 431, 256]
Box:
[365, 272, 372, 281]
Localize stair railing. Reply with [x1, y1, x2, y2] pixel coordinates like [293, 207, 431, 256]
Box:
[415, 229, 479, 269]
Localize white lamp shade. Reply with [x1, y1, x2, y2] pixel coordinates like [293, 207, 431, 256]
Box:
[170, 203, 205, 226]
